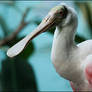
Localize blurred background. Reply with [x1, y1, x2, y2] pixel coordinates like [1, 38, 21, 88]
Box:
[0, 1, 92, 92]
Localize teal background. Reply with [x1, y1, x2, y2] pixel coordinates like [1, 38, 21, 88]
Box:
[0, 1, 92, 91]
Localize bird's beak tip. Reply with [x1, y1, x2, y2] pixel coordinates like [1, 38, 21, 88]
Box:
[6, 13, 55, 57]
[7, 50, 13, 58]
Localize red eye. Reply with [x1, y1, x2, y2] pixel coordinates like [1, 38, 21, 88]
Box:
[60, 11, 63, 15]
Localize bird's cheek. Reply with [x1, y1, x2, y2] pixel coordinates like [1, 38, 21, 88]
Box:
[85, 64, 92, 86]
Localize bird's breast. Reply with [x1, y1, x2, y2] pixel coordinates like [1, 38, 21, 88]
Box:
[51, 29, 83, 81]
[51, 29, 73, 80]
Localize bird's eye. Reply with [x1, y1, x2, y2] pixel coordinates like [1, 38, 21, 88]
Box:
[61, 6, 68, 18]
[59, 11, 63, 15]
[59, 6, 67, 15]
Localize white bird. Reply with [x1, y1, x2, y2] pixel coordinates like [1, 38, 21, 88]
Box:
[7, 4, 92, 91]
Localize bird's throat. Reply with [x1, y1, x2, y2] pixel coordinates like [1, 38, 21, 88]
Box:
[51, 25, 77, 79]
[51, 25, 76, 62]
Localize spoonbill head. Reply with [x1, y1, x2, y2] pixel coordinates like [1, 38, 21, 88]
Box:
[7, 4, 68, 58]
[7, 4, 92, 91]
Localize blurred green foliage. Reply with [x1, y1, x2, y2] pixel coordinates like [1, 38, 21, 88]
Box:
[0, 16, 9, 37]
[19, 41, 35, 59]
[75, 2, 92, 32]
[1, 57, 37, 92]
[0, 1, 38, 92]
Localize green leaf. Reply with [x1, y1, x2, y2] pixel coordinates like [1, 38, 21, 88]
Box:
[47, 26, 55, 35]
[75, 2, 92, 37]
[1, 57, 38, 92]
[0, 16, 10, 37]
[75, 34, 85, 43]
[6, 37, 24, 47]
[19, 41, 35, 59]
[34, 20, 41, 25]
[6, 37, 35, 59]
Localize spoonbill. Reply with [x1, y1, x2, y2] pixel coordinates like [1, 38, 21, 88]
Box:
[7, 4, 92, 91]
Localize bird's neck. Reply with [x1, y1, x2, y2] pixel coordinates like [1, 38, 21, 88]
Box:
[51, 24, 77, 61]
[56, 24, 76, 49]
[51, 24, 78, 79]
